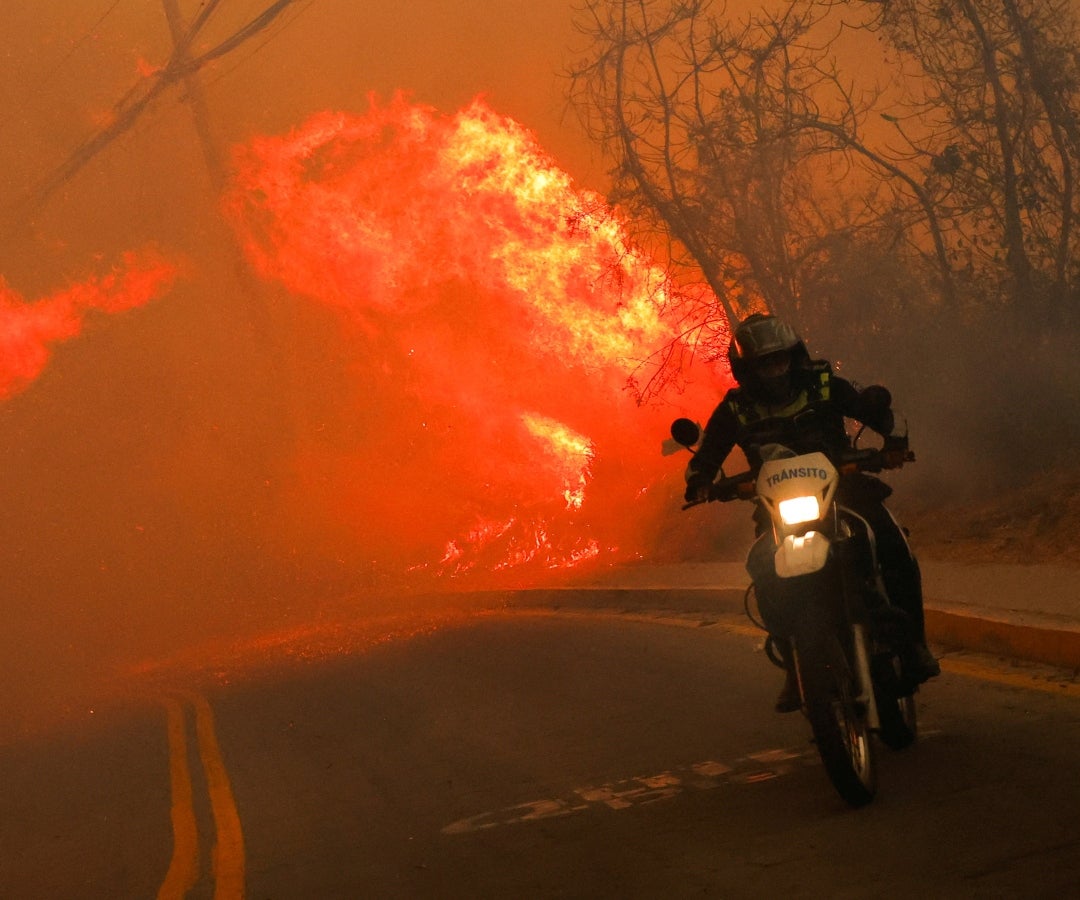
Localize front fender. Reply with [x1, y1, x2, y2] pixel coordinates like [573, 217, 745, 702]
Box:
[751, 564, 843, 638]
[775, 531, 831, 577]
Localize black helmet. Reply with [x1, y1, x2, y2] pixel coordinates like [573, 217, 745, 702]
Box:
[727, 313, 808, 394]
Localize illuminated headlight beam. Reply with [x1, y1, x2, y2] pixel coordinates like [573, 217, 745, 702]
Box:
[778, 495, 820, 526]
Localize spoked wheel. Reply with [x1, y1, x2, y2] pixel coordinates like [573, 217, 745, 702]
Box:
[799, 636, 877, 807]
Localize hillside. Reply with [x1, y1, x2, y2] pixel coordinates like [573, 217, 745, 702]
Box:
[896, 464, 1080, 567]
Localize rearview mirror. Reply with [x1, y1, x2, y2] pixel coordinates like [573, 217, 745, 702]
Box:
[670, 418, 702, 448]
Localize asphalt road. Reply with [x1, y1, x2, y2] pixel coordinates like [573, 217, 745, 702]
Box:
[4, 607, 1080, 899]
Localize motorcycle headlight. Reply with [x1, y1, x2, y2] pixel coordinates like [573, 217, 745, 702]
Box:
[778, 495, 820, 526]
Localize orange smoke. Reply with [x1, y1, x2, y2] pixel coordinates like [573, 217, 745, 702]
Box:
[0, 249, 178, 400]
[224, 94, 728, 579]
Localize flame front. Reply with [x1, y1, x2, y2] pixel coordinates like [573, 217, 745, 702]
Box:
[224, 94, 728, 579]
[0, 249, 178, 400]
[521, 413, 595, 511]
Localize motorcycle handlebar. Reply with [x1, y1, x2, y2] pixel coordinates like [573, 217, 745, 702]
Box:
[683, 447, 915, 509]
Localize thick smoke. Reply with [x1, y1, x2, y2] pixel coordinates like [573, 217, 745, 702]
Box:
[0, 96, 731, 742]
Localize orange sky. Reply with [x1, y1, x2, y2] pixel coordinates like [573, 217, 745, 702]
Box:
[1, 0, 902, 293]
[1, 0, 607, 287]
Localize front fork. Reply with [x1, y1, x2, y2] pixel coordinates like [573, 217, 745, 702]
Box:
[836, 530, 880, 730]
[851, 623, 880, 730]
[789, 627, 879, 729]
[784, 527, 881, 730]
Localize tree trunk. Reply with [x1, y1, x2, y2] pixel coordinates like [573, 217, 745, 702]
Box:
[958, 0, 1032, 296]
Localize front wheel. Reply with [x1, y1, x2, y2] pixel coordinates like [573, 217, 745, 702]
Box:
[798, 634, 877, 807]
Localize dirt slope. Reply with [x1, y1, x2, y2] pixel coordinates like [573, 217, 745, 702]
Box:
[896, 466, 1080, 566]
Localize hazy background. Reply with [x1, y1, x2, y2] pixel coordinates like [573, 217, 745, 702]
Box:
[0, 0, 736, 739]
[4, 1, 1041, 741]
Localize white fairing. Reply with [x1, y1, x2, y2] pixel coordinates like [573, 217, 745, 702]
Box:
[757, 451, 839, 577]
[775, 531, 831, 576]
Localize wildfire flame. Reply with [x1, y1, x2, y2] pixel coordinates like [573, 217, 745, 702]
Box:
[521, 412, 595, 511]
[0, 249, 178, 400]
[224, 94, 728, 579]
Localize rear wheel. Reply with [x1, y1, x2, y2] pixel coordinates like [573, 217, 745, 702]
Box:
[799, 635, 877, 807]
[875, 655, 918, 750]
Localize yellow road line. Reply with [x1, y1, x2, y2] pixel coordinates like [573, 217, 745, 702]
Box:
[157, 698, 199, 900]
[940, 656, 1080, 698]
[158, 693, 246, 900]
[191, 692, 246, 900]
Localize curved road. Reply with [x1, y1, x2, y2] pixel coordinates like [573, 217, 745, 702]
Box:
[3, 605, 1079, 898]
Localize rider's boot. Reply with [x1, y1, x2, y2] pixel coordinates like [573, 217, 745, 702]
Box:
[879, 562, 939, 684]
[905, 640, 941, 683]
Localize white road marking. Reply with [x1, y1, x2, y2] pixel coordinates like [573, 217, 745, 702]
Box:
[441, 746, 814, 835]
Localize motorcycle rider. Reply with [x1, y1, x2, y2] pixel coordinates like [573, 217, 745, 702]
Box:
[684, 313, 940, 712]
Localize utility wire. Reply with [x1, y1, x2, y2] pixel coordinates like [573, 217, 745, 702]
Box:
[41, 0, 124, 82]
[200, 0, 316, 91]
[9, 0, 307, 224]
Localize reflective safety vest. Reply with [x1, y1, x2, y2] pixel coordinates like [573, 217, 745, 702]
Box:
[724, 363, 848, 459]
[727, 363, 832, 425]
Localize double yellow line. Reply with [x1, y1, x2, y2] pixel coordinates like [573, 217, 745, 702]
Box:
[158, 692, 246, 900]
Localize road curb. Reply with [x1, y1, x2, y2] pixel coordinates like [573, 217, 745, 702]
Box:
[925, 607, 1080, 671]
[495, 584, 1080, 671]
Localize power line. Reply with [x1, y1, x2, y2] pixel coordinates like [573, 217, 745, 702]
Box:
[43, 0, 124, 81]
[201, 0, 317, 91]
[10, 0, 309, 223]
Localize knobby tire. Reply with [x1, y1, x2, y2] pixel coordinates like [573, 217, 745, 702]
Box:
[799, 633, 877, 807]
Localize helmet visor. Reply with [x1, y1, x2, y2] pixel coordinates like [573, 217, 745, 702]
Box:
[751, 350, 793, 379]
[733, 316, 799, 360]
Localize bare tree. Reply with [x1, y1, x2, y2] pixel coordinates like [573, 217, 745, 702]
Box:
[571, 0, 1080, 343]
[874, 0, 1080, 317]
[568, 0, 956, 340]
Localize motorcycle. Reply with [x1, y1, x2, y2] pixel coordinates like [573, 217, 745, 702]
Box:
[669, 418, 920, 807]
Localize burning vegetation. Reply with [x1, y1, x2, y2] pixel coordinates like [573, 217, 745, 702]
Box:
[222, 93, 727, 579]
[0, 250, 177, 400]
[0, 89, 732, 738]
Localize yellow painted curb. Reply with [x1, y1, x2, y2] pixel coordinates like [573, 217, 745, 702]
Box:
[926, 608, 1080, 670]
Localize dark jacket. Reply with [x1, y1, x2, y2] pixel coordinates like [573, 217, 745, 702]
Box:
[687, 360, 895, 486]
